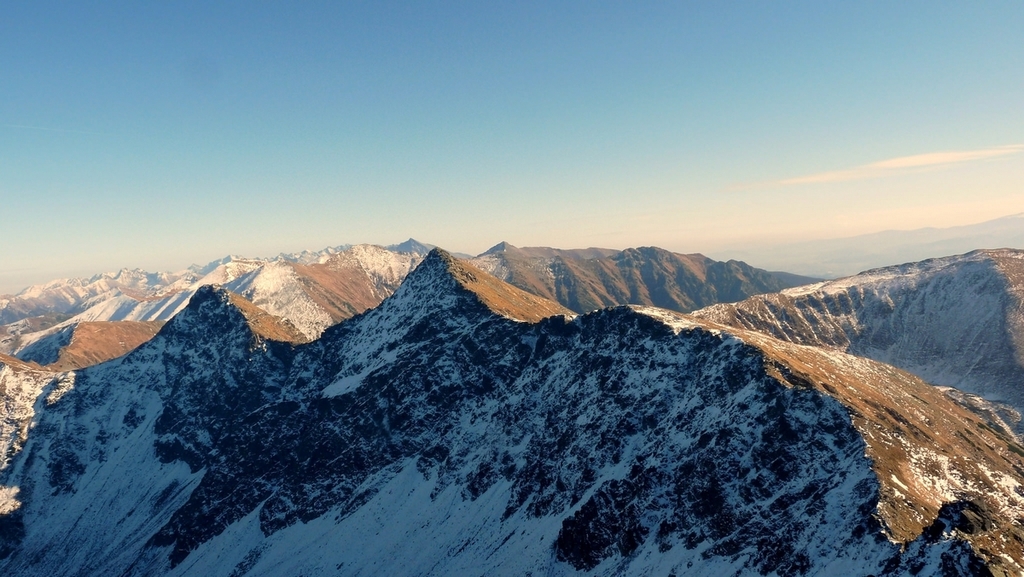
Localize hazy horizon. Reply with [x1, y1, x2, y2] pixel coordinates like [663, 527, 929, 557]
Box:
[4, 211, 1024, 294]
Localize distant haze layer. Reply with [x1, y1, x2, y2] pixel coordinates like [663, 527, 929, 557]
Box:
[710, 213, 1024, 278]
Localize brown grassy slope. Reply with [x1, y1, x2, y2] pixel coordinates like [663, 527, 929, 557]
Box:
[435, 250, 574, 322]
[44, 321, 165, 372]
[284, 247, 421, 329]
[287, 261, 381, 323]
[0, 353, 42, 372]
[224, 291, 311, 344]
[477, 244, 792, 314]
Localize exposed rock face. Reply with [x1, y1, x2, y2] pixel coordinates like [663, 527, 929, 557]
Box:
[693, 249, 1024, 429]
[470, 242, 809, 314]
[0, 250, 1022, 576]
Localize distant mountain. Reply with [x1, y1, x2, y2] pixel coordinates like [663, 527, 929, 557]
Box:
[386, 238, 434, 255]
[1, 240, 814, 372]
[1, 249, 1022, 575]
[0, 243, 430, 354]
[469, 242, 810, 314]
[0, 268, 198, 325]
[712, 212, 1024, 278]
[695, 248, 1024, 429]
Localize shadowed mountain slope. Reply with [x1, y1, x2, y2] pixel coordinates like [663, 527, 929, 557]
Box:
[0, 355, 54, 470]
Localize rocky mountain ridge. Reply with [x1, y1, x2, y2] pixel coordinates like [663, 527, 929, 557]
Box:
[1, 241, 811, 373]
[0, 243, 429, 355]
[470, 242, 816, 314]
[694, 248, 1024, 431]
[1, 250, 1022, 575]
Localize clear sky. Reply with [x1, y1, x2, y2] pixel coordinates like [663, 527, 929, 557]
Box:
[2, 2, 1023, 293]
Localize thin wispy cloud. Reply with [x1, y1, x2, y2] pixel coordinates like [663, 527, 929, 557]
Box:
[779, 144, 1024, 185]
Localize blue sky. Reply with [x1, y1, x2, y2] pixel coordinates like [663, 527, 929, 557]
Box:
[2, 2, 1023, 293]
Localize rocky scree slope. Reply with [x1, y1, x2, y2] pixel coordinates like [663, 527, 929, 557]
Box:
[0, 250, 1022, 575]
[694, 249, 1024, 430]
[470, 242, 811, 314]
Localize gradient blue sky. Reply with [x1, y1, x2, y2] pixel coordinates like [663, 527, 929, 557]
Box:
[2, 2, 1023, 293]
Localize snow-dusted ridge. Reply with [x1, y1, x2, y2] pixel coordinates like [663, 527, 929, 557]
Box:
[1, 249, 1023, 575]
[694, 248, 1024, 431]
[1, 243, 430, 359]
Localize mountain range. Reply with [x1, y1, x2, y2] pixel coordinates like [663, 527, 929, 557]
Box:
[2, 250, 1023, 575]
[3, 238, 1024, 574]
[0, 241, 813, 372]
[469, 242, 816, 314]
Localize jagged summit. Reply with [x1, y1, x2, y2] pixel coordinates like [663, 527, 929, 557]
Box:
[481, 240, 521, 256]
[470, 243, 798, 314]
[5, 249, 1024, 574]
[173, 285, 309, 344]
[395, 249, 574, 323]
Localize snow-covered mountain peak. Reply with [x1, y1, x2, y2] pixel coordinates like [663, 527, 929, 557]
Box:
[781, 248, 1017, 298]
[387, 249, 574, 323]
[6, 258, 1024, 574]
[481, 240, 521, 256]
[322, 244, 422, 288]
[386, 238, 434, 255]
